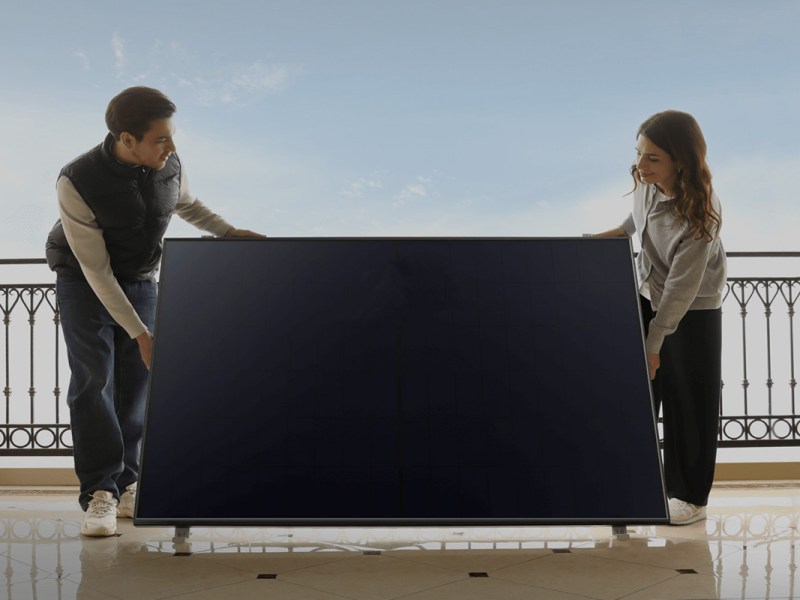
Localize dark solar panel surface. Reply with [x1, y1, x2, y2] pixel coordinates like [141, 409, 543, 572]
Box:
[136, 238, 667, 526]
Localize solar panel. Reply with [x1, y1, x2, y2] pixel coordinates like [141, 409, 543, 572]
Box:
[135, 238, 667, 526]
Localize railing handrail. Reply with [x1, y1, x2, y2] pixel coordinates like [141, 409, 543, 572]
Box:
[0, 259, 48, 265]
[725, 251, 800, 258]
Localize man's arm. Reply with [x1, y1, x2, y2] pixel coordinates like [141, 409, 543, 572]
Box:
[175, 171, 265, 237]
[57, 177, 150, 338]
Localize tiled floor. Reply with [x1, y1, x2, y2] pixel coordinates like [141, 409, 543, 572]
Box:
[1, 482, 798, 599]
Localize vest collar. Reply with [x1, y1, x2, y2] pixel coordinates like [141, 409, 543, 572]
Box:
[100, 133, 149, 178]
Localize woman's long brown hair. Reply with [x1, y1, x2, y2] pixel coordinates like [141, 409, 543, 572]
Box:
[630, 110, 721, 242]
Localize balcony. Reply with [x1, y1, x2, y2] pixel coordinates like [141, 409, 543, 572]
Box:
[1, 254, 798, 599]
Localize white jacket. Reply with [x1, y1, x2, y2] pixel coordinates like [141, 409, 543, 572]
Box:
[621, 183, 727, 354]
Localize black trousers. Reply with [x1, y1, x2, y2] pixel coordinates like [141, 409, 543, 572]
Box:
[641, 296, 722, 506]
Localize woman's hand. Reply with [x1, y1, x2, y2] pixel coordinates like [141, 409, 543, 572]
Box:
[589, 227, 629, 238]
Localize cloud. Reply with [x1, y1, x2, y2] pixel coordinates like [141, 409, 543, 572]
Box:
[339, 172, 439, 212]
[193, 61, 296, 106]
[231, 62, 291, 95]
[105, 34, 296, 105]
[341, 173, 384, 199]
[394, 176, 433, 208]
[401, 184, 427, 198]
[111, 33, 125, 77]
[72, 50, 90, 71]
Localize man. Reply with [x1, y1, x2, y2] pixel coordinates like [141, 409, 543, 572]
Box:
[46, 86, 264, 537]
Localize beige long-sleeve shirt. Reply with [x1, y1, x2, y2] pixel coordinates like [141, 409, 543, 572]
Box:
[57, 170, 233, 339]
[621, 183, 727, 354]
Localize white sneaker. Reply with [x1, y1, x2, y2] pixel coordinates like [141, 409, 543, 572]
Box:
[81, 491, 118, 537]
[668, 498, 706, 525]
[117, 482, 137, 518]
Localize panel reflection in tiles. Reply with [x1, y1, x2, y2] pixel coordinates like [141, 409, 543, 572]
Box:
[0, 483, 798, 600]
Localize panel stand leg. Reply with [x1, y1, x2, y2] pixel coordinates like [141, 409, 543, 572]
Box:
[172, 527, 192, 555]
[612, 525, 629, 541]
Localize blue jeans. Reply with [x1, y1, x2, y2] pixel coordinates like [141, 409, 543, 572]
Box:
[57, 275, 157, 510]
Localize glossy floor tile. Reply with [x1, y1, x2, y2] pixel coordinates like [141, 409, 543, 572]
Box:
[0, 482, 798, 599]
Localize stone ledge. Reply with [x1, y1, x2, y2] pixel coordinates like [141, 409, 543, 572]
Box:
[1, 463, 797, 486]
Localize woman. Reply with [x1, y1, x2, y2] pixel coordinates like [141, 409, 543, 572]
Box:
[594, 110, 727, 525]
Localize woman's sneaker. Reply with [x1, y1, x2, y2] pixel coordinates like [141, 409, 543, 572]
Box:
[117, 483, 137, 518]
[81, 491, 118, 537]
[668, 498, 706, 525]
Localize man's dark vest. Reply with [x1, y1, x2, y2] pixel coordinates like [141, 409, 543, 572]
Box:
[45, 133, 181, 281]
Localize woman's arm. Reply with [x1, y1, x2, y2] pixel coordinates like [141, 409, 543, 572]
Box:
[591, 214, 634, 238]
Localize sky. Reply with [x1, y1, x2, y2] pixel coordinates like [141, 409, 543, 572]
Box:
[1, 0, 799, 261]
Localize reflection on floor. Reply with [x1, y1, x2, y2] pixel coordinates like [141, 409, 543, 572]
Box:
[0, 482, 798, 599]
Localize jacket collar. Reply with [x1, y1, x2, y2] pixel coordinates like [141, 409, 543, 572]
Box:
[100, 133, 149, 178]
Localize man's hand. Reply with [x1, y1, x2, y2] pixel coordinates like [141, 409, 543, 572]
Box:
[225, 227, 266, 238]
[647, 351, 660, 380]
[136, 330, 154, 369]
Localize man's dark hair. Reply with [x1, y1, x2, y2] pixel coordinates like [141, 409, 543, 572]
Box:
[105, 86, 177, 141]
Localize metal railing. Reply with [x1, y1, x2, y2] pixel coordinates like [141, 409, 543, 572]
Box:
[2, 254, 799, 455]
[1, 259, 67, 455]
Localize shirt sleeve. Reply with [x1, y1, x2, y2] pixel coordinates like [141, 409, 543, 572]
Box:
[175, 171, 234, 236]
[645, 232, 717, 353]
[56, 176, 149, 338]
[620, 213, 635, 236]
